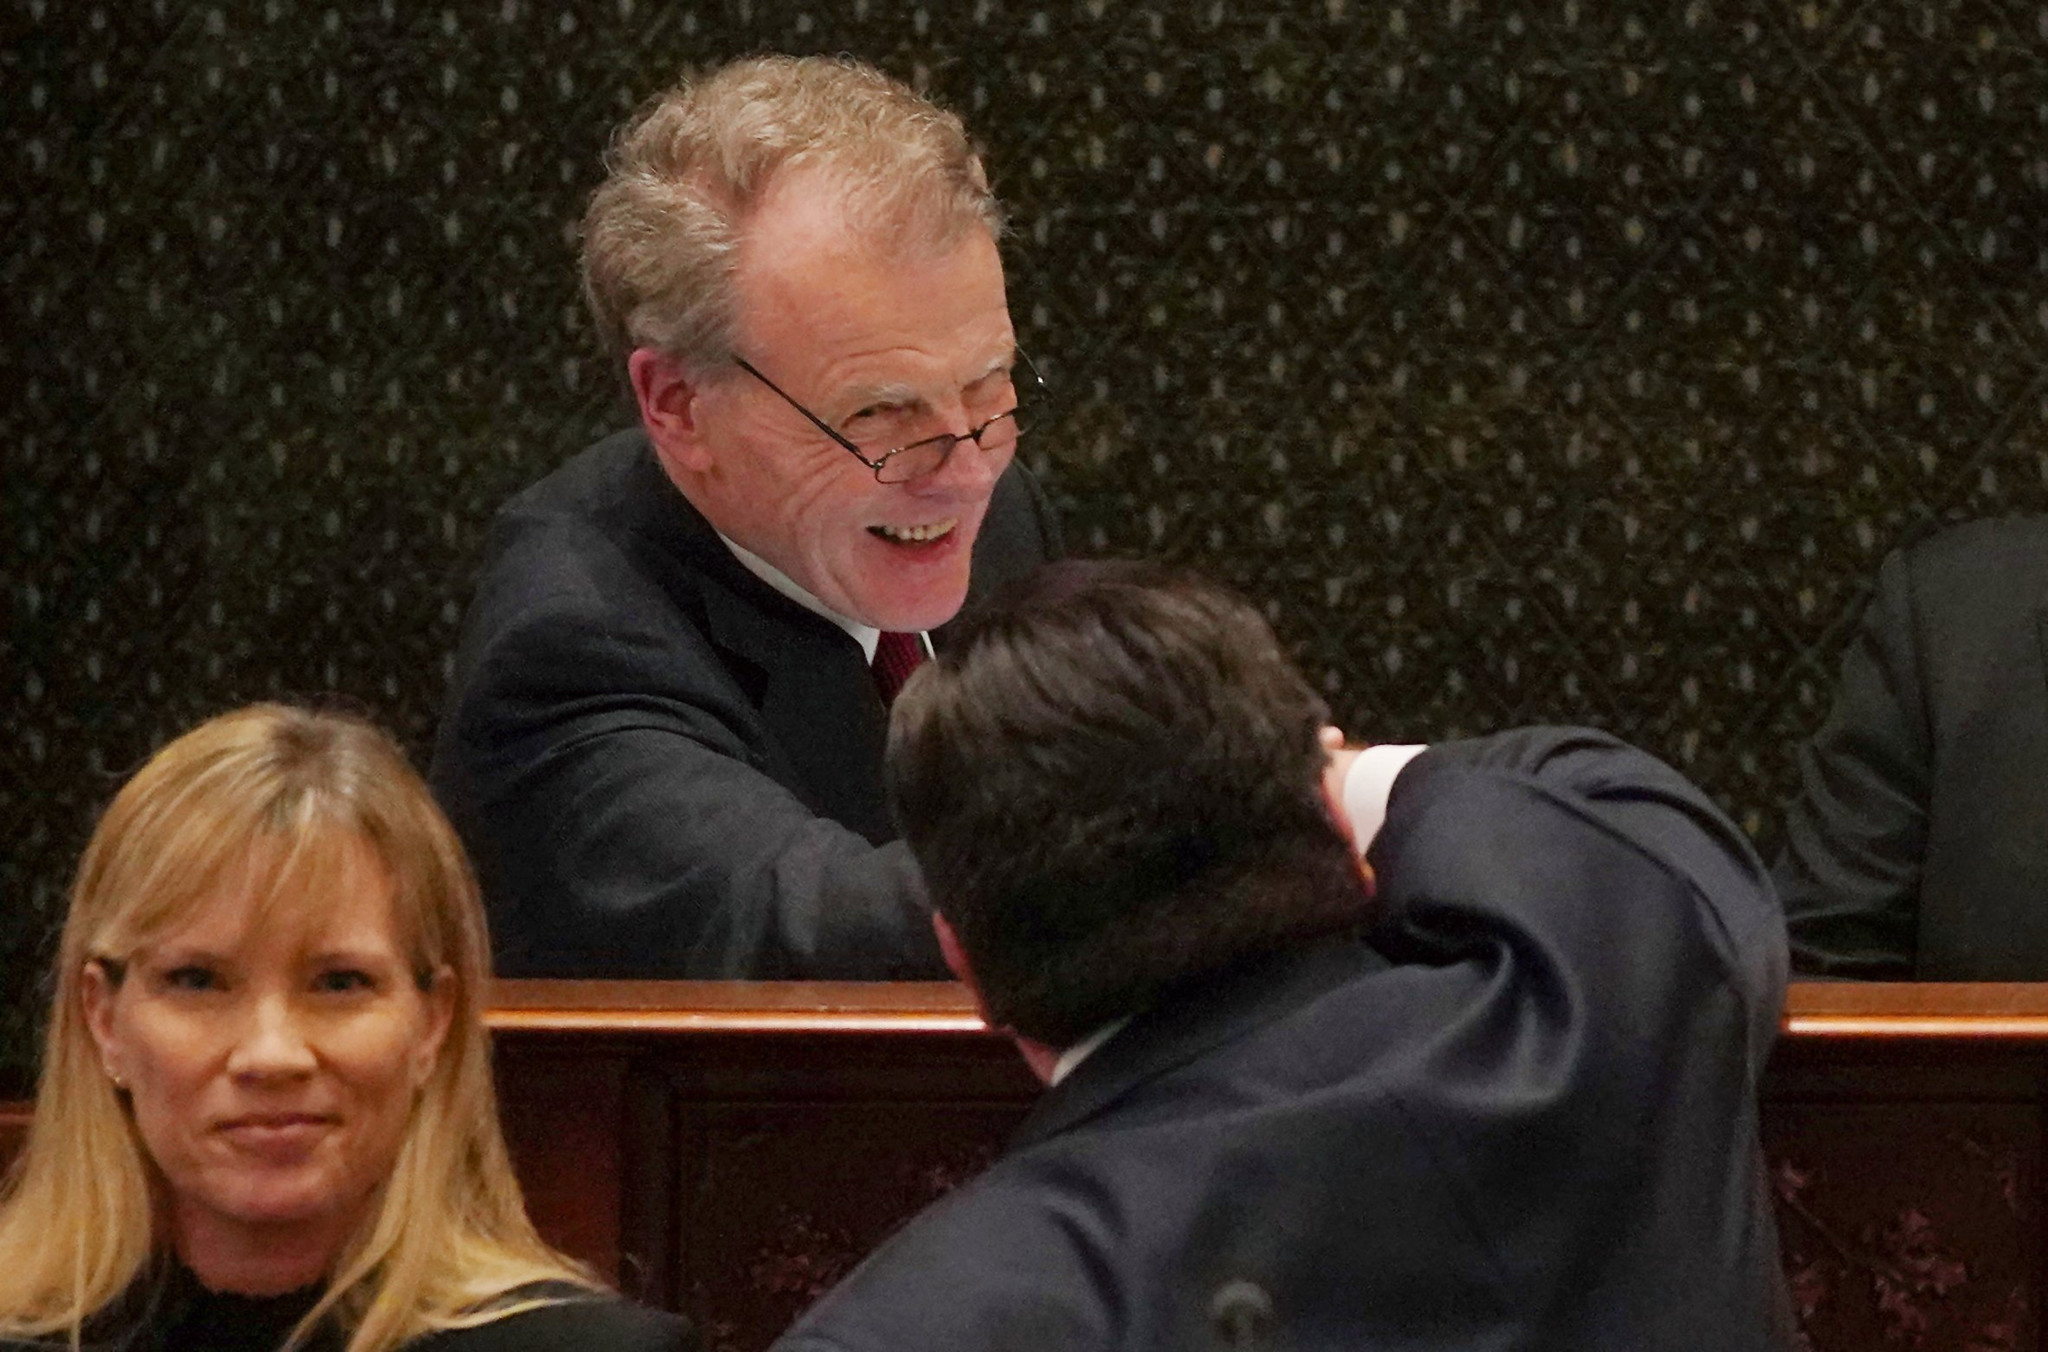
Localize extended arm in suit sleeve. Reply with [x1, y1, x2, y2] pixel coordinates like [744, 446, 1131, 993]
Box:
[1368, 726, 1787, 1072]
[1771, 549, 1930, 977]
[434, 596, 943, 981]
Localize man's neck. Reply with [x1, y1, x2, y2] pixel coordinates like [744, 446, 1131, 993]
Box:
[716, 532, 884, 661]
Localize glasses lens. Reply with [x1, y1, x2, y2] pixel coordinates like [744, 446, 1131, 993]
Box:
[978, 410, 1022, 451]
[875, 436, 955, 485]
[873, 373, 1037, 484]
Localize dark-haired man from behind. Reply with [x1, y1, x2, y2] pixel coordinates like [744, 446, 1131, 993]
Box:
[773, 561, 1792, 1352]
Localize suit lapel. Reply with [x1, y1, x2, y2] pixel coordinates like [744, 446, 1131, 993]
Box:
[1011, 936, 1382, 1150]
[618, 440, 1056, 839]
[634, 450, 897, 845]
[696, 575, 896, 843]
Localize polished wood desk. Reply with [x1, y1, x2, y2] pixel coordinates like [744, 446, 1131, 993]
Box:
[487, 980, 2048, 1352]
[6, 984, 2046, 1351]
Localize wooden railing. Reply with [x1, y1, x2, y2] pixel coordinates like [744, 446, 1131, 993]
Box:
[487, 977, 2048, 1038]
[9, 982, 2048, 1351]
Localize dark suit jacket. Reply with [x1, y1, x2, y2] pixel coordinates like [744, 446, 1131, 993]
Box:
[1776, 515, 2048, 978]
[772, 728, 1792, 1352]
[430, 429, 1060, 979]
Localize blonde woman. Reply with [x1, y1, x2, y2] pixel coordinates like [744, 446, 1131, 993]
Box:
[0, 706, 692, 1352]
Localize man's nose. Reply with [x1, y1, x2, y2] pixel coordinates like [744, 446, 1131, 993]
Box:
[226, 993, 318, 1079]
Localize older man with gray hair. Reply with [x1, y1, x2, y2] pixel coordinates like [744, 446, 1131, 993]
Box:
[431, 56, 1060, 979]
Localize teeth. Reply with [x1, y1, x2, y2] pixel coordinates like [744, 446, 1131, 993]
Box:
[873, 519, 957, 543]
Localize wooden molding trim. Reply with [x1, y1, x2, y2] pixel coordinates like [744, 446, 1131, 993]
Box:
[1781, 981, 2048, 1040]
[485, 980, 2048, 1042]
[486, 979, 988, 1035]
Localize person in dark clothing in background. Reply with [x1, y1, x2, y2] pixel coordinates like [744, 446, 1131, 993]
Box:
[1776, 516, 2048, 978]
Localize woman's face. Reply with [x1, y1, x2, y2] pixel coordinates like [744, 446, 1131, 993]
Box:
[82, 837, 453, 1278]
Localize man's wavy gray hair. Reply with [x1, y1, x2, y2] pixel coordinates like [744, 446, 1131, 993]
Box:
[580, 55, 1004, 368]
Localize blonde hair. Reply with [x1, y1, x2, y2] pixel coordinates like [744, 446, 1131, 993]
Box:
[0, 704, 596, 1351]
[580, 53, 1004, 365]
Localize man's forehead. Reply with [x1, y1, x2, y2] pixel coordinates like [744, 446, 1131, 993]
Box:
[734, 162, 1000, 293]
[729, 179, 1013, 391]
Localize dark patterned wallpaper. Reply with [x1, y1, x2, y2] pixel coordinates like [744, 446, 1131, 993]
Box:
[5, 1, 2046, 1088]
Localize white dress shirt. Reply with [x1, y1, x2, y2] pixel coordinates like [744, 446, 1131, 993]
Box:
[717, 533, 934, 662]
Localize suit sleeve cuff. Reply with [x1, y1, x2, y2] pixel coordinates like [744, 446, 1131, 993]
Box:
[1341, 744, 1431, 854]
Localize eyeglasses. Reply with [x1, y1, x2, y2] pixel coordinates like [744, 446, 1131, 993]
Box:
[731, 350, 1045, 485]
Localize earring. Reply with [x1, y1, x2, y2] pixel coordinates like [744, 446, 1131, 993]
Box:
[104, 1065, 126, 1090]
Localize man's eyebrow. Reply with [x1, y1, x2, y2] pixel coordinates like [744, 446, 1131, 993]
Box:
[843, 380, 924, 410]
[969, 349, 1015, 383]
[840, 350, 1016, 413]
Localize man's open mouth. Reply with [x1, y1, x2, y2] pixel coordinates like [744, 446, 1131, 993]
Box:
[869, 520, 958, 545]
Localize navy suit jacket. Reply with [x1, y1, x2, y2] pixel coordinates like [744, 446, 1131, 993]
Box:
[773, 729, 1792, 1352]
[429, 430, 1059, 979]
[1776, 515, 2048, 978]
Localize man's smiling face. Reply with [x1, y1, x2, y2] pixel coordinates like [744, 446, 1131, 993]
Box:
[650, 170, 1019, 634]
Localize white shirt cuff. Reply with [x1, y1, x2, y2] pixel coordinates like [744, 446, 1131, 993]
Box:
[1341, 744, 1430, 854]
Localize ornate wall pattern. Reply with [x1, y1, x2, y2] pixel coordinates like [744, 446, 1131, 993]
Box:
[5, 2, 2047, 1085]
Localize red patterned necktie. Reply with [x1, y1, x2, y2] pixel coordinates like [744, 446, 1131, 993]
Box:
[871, 631, 927, 707]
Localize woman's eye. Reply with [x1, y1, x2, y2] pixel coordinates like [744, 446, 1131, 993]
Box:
[314, 969, 376, 994]
[163, 966, 219, 992]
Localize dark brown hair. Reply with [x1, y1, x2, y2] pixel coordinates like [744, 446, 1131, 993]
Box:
[887, 561, 1371, 1047]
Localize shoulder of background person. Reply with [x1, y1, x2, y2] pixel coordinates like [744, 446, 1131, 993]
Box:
[1898, 513, 2048, 589]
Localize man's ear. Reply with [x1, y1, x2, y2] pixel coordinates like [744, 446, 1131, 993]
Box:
[1319, 737, 1377, 897]
[936, 912, 1062, 1086]
[1321, 736, 1363, 852]
[933, 913, 992, 1023]
[628, 347, 716, 474]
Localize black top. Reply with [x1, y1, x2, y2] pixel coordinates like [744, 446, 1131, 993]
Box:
[69, 1261, 332, 1352]
[3, 1264, 692, 1352]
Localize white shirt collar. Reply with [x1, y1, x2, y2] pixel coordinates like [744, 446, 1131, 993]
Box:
[1050, 1016, 1131, 1087]
[717, 532, 883, 662]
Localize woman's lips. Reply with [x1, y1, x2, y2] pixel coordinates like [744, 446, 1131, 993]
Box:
[216, 1113, 338, 1157]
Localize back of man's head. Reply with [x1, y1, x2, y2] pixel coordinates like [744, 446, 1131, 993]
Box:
[581, 54, 1001, 367]
[887, 561, 1372, 1048]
